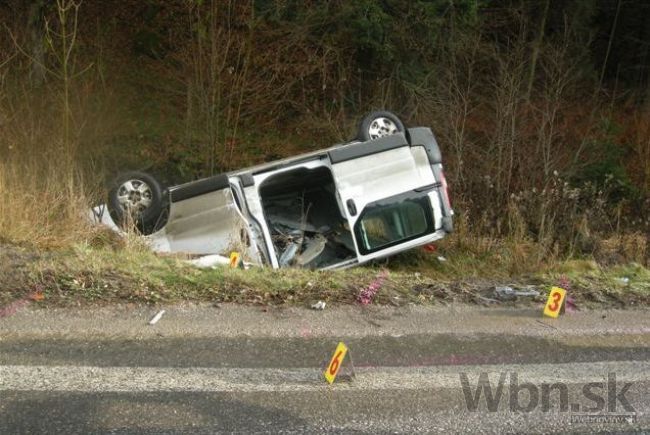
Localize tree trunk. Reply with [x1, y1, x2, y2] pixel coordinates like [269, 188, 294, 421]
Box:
[641, 9, 650, 111]
[28, 0, 47, 86]
[525, 0, 549, 102]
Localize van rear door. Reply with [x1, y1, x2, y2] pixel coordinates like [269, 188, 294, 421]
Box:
[328, 133, 444, 263]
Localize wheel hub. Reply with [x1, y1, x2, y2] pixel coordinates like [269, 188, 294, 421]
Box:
[117, 179, 153, 216]
[367, 117, 399, 140]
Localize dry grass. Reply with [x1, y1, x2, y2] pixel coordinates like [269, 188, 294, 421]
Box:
[594, 233, 648, 266]
[416, 205, 551, 278]
[0, 160, 98, 249]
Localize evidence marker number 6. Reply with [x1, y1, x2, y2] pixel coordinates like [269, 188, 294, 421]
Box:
[324, 342, 349, 384]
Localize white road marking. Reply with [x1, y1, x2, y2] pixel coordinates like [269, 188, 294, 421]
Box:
[1, 361, 648, 392]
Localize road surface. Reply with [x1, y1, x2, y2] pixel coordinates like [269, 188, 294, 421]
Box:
[0, 304, 648, 433]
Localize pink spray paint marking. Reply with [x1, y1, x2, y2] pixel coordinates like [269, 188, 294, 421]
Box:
[357, 270, 389, 305]
[0, 291, 43, 318]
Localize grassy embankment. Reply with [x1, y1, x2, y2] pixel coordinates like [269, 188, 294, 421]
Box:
[0, 167, 647, 309]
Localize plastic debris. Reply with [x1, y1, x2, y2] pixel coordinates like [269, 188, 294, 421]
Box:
[437, 256, 447, 262]
[311, 301, 326, 310]
[422, 244, 437, 252]
[187, 254, 230, 269]
[618, 277, 630, 285]
[149, 310, 166, 325]
[494, 286, 540, 300]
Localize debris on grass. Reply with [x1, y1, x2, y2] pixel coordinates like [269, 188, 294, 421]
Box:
[187, 254, 231, 269]
[494, 286, 540, 300]
[422, 244, 436, 253]
[311, 300, 326, 310]
[28, 291, 45, 301]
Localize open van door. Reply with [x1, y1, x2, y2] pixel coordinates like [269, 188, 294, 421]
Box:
[328, 133, 445, 264]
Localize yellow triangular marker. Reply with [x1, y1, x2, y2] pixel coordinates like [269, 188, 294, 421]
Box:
[543, 287, 566, 318]
[229, 252, 241, 268]
[324, 342, 349, 384]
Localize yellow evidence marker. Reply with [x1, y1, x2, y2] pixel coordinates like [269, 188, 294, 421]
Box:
[324, 342, 349, 384]
[229, 252, 242, 268]
[543, 286, 567, 318]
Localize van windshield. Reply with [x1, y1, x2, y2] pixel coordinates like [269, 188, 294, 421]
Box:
[354, 194, 434, 254]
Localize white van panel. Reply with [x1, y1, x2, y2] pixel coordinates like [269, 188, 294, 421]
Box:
[164, 189, 244, 254]
[331, 146, 435, 224]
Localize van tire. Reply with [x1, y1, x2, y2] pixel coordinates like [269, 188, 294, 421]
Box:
[358, 111, 406, 141]
[108, 171, 164, 232]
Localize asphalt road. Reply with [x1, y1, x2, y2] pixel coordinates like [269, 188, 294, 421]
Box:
[0, 304, 648, 434]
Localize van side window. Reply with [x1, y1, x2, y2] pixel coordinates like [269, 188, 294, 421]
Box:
[355, 194, 434, 254]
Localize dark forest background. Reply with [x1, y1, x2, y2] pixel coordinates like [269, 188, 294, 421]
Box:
[0, 0, 648, 263]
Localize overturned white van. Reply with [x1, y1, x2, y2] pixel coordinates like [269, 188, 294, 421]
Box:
[91, 111, 453, 269]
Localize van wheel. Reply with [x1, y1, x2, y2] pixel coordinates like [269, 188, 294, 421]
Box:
[358, 111, 405, 141]
[108, 171, 164, 232]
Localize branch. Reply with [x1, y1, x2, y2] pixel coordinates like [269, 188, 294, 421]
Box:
[3, 23, 60, 79]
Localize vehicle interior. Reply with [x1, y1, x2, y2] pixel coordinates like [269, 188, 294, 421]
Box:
[259, 166, 356, 268]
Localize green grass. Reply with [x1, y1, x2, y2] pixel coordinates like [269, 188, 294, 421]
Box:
[540, 260, 650, 306]
[1, 238, 647, 309]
